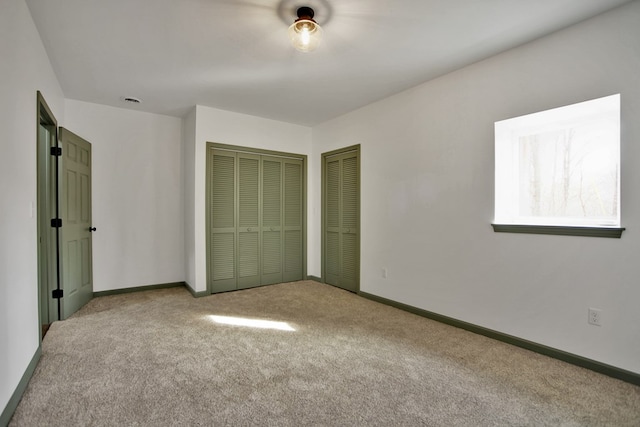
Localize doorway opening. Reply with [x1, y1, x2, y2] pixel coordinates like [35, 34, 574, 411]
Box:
[37, 93, 95, 335]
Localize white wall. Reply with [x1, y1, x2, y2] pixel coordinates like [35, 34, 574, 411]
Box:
[0, 0, 65, 415]
[186, 105, 312, 292]
[311, 1, 640, 374]
[64, 100, 184, 291]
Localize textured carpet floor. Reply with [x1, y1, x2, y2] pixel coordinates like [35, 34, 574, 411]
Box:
[10, 281, 640, 426]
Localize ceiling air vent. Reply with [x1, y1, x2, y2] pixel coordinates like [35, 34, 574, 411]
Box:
[120, 96, 142, 104]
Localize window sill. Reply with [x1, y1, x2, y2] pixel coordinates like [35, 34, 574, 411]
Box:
[491, 224, 625, 238]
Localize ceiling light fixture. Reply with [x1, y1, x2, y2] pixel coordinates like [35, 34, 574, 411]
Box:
[288, 6, 323, 53]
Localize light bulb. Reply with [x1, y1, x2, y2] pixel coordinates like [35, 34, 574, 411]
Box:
[300, 27, 310, 47]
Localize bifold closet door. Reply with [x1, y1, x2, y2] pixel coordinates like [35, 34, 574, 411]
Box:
[261, 157, 304, 284]
[324, 151, 359, 292]
[209, 148, 304, 293]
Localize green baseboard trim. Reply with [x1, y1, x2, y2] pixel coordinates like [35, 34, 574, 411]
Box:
[306, 275, 323, 283]
[185, 282, 209, 298]
[358, 291, 640, 387]
[93, 282, 185, 298]
[1, 345, 42, 427]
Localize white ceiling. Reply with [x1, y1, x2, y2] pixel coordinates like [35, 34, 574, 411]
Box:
[26, 0, 632, 126]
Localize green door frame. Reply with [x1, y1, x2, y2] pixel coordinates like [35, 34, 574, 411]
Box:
[36, 91, 60, 335]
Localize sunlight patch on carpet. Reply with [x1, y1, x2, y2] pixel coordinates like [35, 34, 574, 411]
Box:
[206, 315, 296, 331]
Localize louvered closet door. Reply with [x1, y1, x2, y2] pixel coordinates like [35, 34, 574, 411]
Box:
[325, 157, 341, 287]
[261, 157, 283, 285]
[237, 154, 261, 289]
[324, 150, 359, 292]
[261, 156, 304, 284]
[208, 146, 305, 293]
[210, 150, 237, 292]
[283, 159, 303, 282]
[340, 155, 359, 291]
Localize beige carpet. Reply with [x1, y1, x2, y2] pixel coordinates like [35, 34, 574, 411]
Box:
[10, 281, 640, 426]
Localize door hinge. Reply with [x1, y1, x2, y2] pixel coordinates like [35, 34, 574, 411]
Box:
[50, 146, 62, 156]
[50, 218, 62, 228]
[52, 289, 63, 299]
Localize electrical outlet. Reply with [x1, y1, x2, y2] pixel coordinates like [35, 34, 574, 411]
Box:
[382, 268, 388, 279]
[588, 308, 602, 326]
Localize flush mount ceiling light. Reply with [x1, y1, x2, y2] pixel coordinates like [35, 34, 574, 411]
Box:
[288, 6, 323, 52]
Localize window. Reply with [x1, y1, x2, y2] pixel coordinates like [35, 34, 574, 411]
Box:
[494, 94, 622, 237]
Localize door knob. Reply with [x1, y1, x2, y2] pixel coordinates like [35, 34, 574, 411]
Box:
[89, 227, 97, 232]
